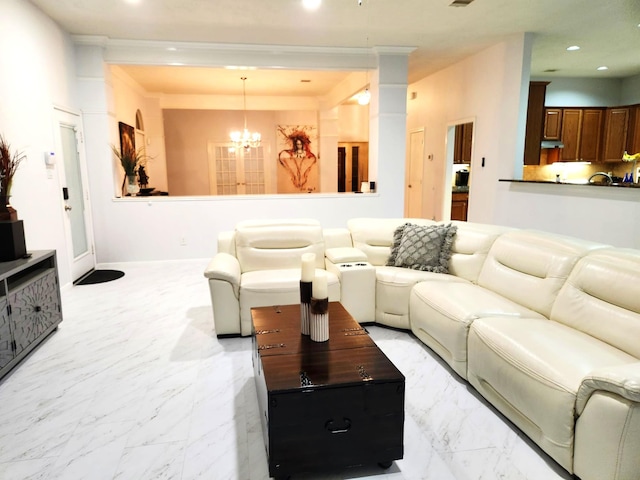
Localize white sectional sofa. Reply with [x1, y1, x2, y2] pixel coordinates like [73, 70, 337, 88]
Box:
[204, 217, 640, 480]
[204, 218, 341, 336]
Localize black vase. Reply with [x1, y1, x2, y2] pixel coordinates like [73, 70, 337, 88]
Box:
[0, 195, 18, 222]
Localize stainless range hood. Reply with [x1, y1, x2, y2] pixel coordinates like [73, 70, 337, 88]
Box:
[541, 140, 564, 149]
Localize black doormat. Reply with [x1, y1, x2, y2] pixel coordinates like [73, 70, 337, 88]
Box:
[74, 269, 125, 285]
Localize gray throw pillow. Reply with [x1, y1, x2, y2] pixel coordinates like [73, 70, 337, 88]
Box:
[387, 223, 457, 273]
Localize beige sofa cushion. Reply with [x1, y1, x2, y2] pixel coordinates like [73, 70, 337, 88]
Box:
[477, 230, 606, 319]
[467, 316, 636, 471]
[410, 281, 545, 378]
[238, 268, 340, 336]
[447, 221, 514, 283]
[375, 266, 465, 329]
[551, 248, 640, 359]
[347, 217, 437, 266]
[235, 218, 325, 273]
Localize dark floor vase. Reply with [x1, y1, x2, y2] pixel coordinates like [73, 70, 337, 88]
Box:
[0, 220, 27, 261]
[0, 196, 18, 222]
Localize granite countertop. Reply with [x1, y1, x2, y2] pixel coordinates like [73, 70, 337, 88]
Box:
[452, 186, 469, 193]
[499, 179, 640, 188]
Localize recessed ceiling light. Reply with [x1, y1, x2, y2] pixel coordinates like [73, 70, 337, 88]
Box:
[566, 45, 580, 51]
[224, 66, 257, 70]
[597, 66, 609, 71]
[302, 0, 321, 10]
[166, 47, 177, 52]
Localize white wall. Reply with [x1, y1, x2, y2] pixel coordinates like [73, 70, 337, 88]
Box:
[533, 74, 640, 107]
[5, 4, 638, 290]
[160, 109, 318, 195]
[495, 182, 640, 247]
[407, 36, 640, 249]
[338, 104, 369, 142]
[406, 34, 531, 224]
[0, 0, 79, 286]
[74, 43, 410, 274]
[533, 77, 624, 106]
[111, 66, 168, 193]
[622, 73, 640, 105]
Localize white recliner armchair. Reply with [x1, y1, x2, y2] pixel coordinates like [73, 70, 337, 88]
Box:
[204, 219, 341, 336]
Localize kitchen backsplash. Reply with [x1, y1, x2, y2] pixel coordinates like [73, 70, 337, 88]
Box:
[524, 161, 638, 183]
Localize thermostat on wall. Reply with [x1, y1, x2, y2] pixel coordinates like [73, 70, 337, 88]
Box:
[45, 151, 56, 165]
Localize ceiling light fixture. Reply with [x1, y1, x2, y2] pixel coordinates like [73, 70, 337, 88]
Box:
[567, 45, 580, 51]
[597, 66, 609, 71]
[302, 0, 321, 10]
[358, 89, 371, 105]
[230, 77, 261, 151]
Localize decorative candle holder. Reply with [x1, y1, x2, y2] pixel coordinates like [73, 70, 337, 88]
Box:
[310, 297, 329, 342]
[300, 280, 312, 335]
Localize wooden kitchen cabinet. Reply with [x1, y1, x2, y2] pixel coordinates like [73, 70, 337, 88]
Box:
[627, 105, 640, 154]
[523, 81, 549, 165]
[559, 108, 603, 162]
[579, 109, 604, 162]
[560, 109, 581, 161]
[602, 107, 630, 162]
[543, 108, 562, 139]
[453, 123, 473, 164]
[451, 192, 468, 221]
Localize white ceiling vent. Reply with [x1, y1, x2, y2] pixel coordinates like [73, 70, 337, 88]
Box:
[449, 0, 475, 6]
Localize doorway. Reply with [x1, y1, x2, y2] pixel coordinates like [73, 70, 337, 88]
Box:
[337, 143, 369, 192]
[208, 142, 267, 195]
[405, 129, 424, 217]
[446, 120, 474, 221]
[53, 107, 96, 281]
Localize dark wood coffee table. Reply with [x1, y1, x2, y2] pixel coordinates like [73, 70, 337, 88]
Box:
[252, 302, 404, 479]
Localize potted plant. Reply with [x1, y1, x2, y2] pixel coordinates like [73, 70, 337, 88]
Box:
[111, 144, 149, 196]
[0, 134, 26, 221]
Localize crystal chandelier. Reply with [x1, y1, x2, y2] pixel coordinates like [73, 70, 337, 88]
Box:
[230, 77, 261, 150]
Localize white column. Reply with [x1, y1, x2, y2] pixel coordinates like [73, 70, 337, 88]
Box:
[370, 48, 413, 215]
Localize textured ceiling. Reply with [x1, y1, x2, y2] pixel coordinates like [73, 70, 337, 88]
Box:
[30, 0, 640, 96]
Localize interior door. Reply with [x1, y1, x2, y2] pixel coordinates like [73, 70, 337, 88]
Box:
[207, 142, 266, 195]
[406, 129, 424, 217]
[53, 107, 96, 281]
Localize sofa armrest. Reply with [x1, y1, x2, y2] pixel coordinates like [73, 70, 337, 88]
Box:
[576, 362, 640, 414]
[325, 247, 368, 265]
[204, 252, 241, 290]
[217, 230, 236, 256]
[324, 249, 375, 323]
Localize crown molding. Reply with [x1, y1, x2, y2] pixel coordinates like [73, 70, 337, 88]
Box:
[71, 36, 415, 71]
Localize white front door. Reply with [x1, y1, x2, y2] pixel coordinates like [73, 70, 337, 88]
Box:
[53, 107, 96, 281]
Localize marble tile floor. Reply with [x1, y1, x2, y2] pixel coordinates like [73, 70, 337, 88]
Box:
[0, 259, 576, 480]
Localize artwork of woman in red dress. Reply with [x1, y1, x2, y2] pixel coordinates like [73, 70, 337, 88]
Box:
[277, 126, 318, 192]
